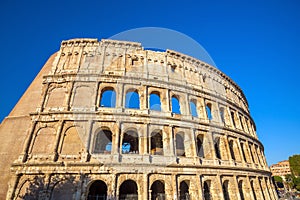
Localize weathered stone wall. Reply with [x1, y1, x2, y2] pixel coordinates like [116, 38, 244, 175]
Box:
[1, 38, 277, 199]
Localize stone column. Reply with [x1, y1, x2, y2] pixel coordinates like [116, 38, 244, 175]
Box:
[116, 83, 124, 109]
[233, 175, 242, 200]
[6, 174, 21, 200]
[20, 120, 37, 162]
[53, 120, 64, 161]
[217, 175, 225, 200]
[171, 174, 178, 200]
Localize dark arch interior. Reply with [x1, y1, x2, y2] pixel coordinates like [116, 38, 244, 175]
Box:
[94, 130, 112, 154]
[87, 180, 107, 200]
[119, 180, 138, 200]
[150, 132, 163, 155]
[179, 181, 189, 200]
[238, 181, 245, 200]
[203, 181, 211, 200]
[197, 135, 204, 158]
[150, 180, 165, 200]
[176, 134, 185, 156]
[122, 131, 139, 154]
[222, 181, 230, 200]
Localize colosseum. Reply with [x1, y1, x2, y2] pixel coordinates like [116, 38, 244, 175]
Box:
[0, 38, 278, 200]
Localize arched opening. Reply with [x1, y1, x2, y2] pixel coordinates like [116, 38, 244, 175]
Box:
[240, 143, 247, 162]
[222, 180, 230, 200]
[122, 130, 139, 154]
[100, 87, 116, 108]
[176, 134, 185, 156]
[190, 101, 198, 117]
[150, 131, 163, 155]
[87, 180, 107, 200]
[203, 181, 211, 200]
[251, 180, 257, 200]
[125, 90, 140, 109]
[220, 107, 225, 123]
[230, 111, 236, 127]
[229, 140, 235, 160]
[239, 116, 244, 130]
[93, 129, 112, 154]
[150, 180, 165, 200]
[238, 180, 245, 200]
[206, 103, 212, 120]
[214, 137, 221, 159]
[196, 135, 204, 158]
[119, 180, 138, 200]
[171, 96, 181, 114]
[179, 181, 190, 200]
[150, 92, 161, 111]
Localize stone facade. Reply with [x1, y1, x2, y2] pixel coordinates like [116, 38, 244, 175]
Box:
[0, 38, 278, 200]
[270, 160, 291, 178]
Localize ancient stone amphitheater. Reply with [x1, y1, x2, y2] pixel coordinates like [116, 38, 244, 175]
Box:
[0, 38, 278, 200]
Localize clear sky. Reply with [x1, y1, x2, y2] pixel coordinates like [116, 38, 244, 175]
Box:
[0, 0, 299, 165]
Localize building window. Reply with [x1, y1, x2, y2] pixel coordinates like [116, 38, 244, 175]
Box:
[179, 181, 190, 200]
[122, 130, 139, 154]
[238, 181, 245, 200]
[151, 180, 165, 200]
[220, 107, 225, 123]
[149, 92, 161, 111]
[229, 140, 235, 160]
[100, 87, 116, 107]
[125, 90, 140, 109]
[94, 129, 112, 154]
[171, 96, 181, 114]
[190, 101, 198, 117]
[196, 135, 204, 158]
[150, 131, 163, 155]
[119, 180, 138, 200]
[87, 180, 107, 200]
[206, 103, 212, 120]
[176, 134, 185, 156]
[222, 180, 230, 200]
[203, 181, 211, 200]
[214, 137, 221, 159]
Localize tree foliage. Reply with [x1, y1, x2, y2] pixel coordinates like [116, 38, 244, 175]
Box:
[274, 176, 283, 183]
[289, 154, 300, 177]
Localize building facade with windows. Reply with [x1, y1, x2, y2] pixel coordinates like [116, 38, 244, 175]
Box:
[270, 160, 291, 178]
[0, 38, 278, 200]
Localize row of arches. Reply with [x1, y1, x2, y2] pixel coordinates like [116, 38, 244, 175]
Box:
[99, 87, 256, 137]
[45, 84, 255, 137]
[27, 123, 266, 168]
[86, 176, 276, 200]
[92, 128, 266, 167]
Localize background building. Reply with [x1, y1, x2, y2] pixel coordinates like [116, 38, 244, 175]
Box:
[270, 160, 291, 178]
[0, 38, 278, 200]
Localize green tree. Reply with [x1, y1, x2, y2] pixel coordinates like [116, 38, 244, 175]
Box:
[289, 155, 300, 177]
[274, 176, 283, 183]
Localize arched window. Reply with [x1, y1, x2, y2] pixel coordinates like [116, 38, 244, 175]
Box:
[222, 180, 230, 200]
[100, 88, 116, 107]
[240, 143, 247, 162]
[150, 131, 163, 155]
[190, 101, 198, 117]
[87, 180, 107, 200]
[229, 140, 236, 160]
[230, 111, 236, 127]
[125, 90, 140, 109]
[179, 181, 190, 200]
[122, 130, 139, 154]
[220, 107, 225, 123]
[176, 134, 185, 156]
[94, 129, 112, 154]
[149, 92, 161, 111]
[203, 181, 211, 200]
[150, 180, 165, 200]
[171, 96, 181, 114]
[196, 135, 204, 158]
[119, 180, 138, 200]
[238, 180, 245, 200]
[214, 137, 221, 159]
[206, 103, 212, 120]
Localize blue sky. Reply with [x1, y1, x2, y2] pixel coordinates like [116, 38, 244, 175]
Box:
[0, 0, 299, 165]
